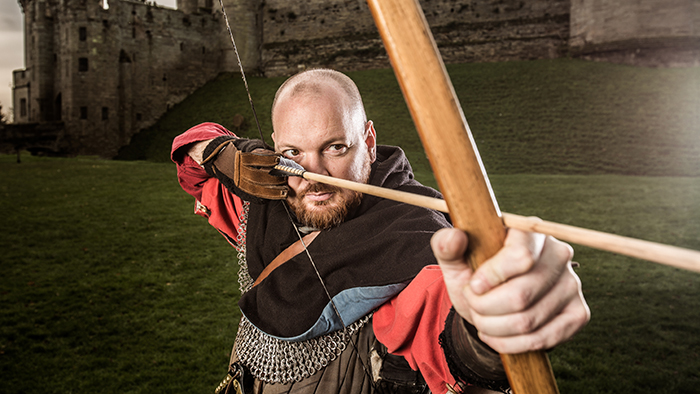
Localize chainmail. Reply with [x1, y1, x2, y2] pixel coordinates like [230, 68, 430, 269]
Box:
[231, 201, 371, 384]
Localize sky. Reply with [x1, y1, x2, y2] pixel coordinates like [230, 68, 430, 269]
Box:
[0, 0, 24, 122]
[0, 0, 177, 122]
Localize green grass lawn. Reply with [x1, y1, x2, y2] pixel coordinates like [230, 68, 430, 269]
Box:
[0, 156, 240, 393]
[4, 59, 700, 393]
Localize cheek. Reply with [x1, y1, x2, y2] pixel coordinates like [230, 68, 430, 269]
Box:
[328, 160, 358, 182]
[344, 156, 368, 182]
[287, 177, 305, 195]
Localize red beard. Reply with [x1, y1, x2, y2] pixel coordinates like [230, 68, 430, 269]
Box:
[287, 183, 363, 230]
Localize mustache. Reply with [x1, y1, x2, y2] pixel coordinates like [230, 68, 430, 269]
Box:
[296, 183, 342, 199]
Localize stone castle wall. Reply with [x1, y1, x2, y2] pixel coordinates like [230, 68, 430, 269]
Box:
[260, 0, 570, 76]
[570, 0, 700, 67]
[14, 0, 230, 156]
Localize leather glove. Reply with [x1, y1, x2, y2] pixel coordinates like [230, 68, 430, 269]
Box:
[202, 136, 289, 204]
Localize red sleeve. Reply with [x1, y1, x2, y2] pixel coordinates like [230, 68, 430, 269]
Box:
[373, 265, 456, 394]
[171, 122, 246, 245]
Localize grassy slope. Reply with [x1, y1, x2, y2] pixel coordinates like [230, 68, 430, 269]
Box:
[118, 59, 700, 179]
[4, 59, 700, 393]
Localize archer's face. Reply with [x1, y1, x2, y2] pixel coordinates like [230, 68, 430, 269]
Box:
[272, 88, 376, 229]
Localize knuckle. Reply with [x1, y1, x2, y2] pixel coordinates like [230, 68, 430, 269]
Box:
[509, 287, 534, 311]
[526, 335, 548, 352]
[575, 307, 591, 326]
[468, 299, 488, 317]
[562, 267, 585, 298]
[573, 298, 592, 325]
[561, 272, 580, 294]
[510, 244, 536, 272]
[551, 237, 574, 263]
[513, 313, 537, 334]
[468, 312, 485, 331]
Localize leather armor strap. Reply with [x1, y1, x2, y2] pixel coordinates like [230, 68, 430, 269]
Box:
[252, 231, 321, 287]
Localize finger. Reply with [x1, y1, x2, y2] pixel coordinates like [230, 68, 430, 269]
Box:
[469, 260, 581, 337]
[431, 228, 469, 268]
[469, 229, 545, 295]
[432, 228, 475, 320]
[478, 273, 590, 354]
[468, 236, 574, 316]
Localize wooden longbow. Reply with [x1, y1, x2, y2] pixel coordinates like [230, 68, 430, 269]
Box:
[366, 0, 560, 392]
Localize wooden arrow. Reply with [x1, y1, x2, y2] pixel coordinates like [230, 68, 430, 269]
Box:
[273, 161, 700, 274]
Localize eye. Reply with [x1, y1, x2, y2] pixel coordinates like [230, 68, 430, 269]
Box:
[282, 149, 300, 159]
[326, 144, 348, 155]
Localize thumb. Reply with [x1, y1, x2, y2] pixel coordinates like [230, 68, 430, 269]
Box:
[431, 228, 469, 270]
[432, 228, 476, 323]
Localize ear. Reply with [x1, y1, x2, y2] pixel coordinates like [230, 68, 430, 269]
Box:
[365, 120, 377, 163]
[271, 132, 277, 150]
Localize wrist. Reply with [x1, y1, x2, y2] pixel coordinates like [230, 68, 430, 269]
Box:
[188, 139, 216, 166]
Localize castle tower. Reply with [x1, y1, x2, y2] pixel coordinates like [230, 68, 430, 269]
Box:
[14, 0, 58, 124]
[176, 0, 197, 15]
[220, 0, 263, 73]
[12, 0, 249, 156]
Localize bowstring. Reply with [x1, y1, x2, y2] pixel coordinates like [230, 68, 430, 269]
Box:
[216, 0, 269, 147]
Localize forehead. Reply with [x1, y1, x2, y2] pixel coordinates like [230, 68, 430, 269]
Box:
[272, 89, 358, 147]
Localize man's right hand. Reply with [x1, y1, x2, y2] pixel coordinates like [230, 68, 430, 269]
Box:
[198, 136, 289, 204]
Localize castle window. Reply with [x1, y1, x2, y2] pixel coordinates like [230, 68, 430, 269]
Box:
[79, 27, 87, 41]
[102, 107, 109, 120]
[136, 113, 142, 121]
[180, 42, 184, 51]
[20, 99, 27, 117]
[80, 106, 88, 119]
[78, 57, 89, 72]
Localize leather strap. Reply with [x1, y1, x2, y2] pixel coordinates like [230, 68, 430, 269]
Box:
[252, 231, 321, 287]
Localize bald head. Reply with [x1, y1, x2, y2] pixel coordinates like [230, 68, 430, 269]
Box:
[271, 69, 367, 136]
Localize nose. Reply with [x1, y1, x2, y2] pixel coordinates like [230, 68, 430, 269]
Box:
[299, 153, 328, 176]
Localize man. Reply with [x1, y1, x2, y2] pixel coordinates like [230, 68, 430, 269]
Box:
[172, 69, 589, 394]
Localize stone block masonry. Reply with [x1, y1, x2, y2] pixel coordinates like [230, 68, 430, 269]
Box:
[13, 0, 232, 157]
[260, 0, 571, 76]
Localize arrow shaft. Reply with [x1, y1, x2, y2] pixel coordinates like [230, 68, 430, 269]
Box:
[278, 165, 700, 274]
